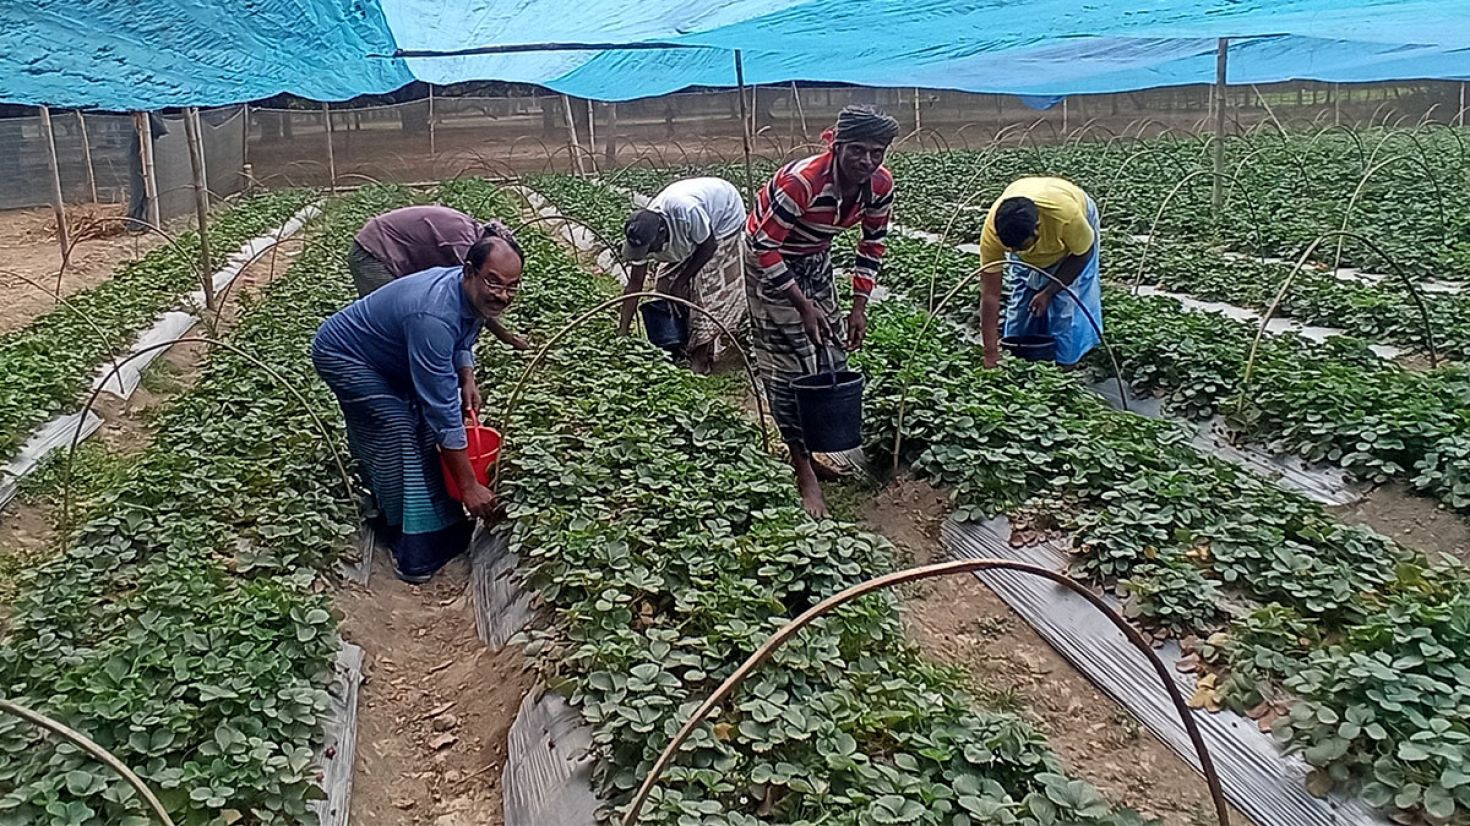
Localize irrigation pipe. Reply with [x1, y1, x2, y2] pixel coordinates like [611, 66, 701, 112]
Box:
[61, 336, 355, 530]
[0, 698, 176, 826]
[493, 291, 770, 492]
[889, 258, 1128, 478]
[1235, 230, 1440, 420]
[620, 558, 1229, 826]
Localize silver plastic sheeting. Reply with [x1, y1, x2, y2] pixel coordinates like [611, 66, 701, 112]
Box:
[313, 642, 365, 826]
[942, 516, 1385, 826]
[502, 687, 602, 826]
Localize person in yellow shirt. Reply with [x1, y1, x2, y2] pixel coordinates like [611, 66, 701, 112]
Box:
[977, 177, 1102, 368]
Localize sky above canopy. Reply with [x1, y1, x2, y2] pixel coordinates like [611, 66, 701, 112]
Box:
[1, 0, 1467, 108]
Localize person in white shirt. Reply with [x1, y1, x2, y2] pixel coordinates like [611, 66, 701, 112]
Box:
[617, 177, 748, 373]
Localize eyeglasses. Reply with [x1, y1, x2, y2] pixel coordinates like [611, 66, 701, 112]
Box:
[481, 278, 520, 299]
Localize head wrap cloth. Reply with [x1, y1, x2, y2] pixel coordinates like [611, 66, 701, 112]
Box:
[821, 105, 901, 147]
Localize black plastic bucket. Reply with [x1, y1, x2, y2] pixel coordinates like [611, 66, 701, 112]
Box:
[640, 299, 688, 349]
[793, 367, 865, 452]
[1000, 334, 1057, 363]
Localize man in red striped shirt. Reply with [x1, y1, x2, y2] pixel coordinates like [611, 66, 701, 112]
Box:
[744, 105, 899, 517]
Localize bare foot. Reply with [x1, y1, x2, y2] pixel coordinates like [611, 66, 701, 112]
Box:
[791, 448, 829, 518]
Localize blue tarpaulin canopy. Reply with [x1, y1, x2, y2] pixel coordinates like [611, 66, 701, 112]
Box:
[1, 0, 1468, 108]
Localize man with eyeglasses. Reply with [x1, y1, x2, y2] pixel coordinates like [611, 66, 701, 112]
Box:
[313, 224, 526, 583]
[350, 204, 530, 350]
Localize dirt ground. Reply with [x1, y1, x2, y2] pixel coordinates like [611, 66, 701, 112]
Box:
[867, 477, 1251, 826]
[0, 203, 176, 335]
[1334, 483, 1470, 565]
[337, 557, 529, 826]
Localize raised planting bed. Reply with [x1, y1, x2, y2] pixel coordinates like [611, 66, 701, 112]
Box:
[540, 171, 1470, 822]
[448, 177, 1152, 825]
[0, 185, 413, 825]
[0, 189, 316, 463]
[863, 232, 1470, 511]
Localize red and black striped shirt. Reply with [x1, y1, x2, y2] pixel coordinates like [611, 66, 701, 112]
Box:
[745, 152, 894, 297]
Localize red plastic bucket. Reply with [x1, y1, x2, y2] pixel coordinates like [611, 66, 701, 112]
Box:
[440, 411, 503, 502]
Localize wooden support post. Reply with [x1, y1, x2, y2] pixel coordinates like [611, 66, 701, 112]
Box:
[39, 106, 71, 285]
[322, 102, 337, 192]
[428, 84, 437, 157]
[561, 94, 586, 176]
[1460, 82, 1466, 127]
[913, 87, 921, 133]
[133, 112, 161, 228]
[183, 107, 216, 309]
[604, 102, 618, 167]
[1212, 38, 1229, 216]
[791, 81, 808, 140]
[749, 84, 758, 138]
[586, 99, 597, 156]
[75, 111, 98, 203]
[734, 50, 755, 207]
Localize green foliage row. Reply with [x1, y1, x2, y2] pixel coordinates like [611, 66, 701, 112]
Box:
[0, 186, 409, 825]
[486, 175, 1143, 825]
[0, 190, 316, 460]
[546, 171, 1470, 820]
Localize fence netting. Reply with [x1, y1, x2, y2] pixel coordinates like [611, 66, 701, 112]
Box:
[1, 81, 1462, 203]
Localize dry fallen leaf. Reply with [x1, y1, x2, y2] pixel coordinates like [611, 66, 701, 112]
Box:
[713, 722, 735, 742]
[1305, 769, 1333, 798]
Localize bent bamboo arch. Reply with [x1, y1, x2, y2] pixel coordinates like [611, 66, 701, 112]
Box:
[493, 291, 770, 493]
[1235, 230, 1441, 419]
[620, 558, 1229, 826]
[0, 699, 176, 826]
[62, 336, 355, 530]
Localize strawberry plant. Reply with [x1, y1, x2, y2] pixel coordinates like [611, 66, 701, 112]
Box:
[479, 177, 1145, 825]
[0, 185, 410, 825]
[0, 189, 316, 462]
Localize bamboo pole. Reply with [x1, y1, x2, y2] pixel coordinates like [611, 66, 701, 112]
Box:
[561, 94, 586, 176]
[428, 84, 437, 157]
[735, 50, 755, 206]
[586, 98, 597, 154]
[183, 107, 216, 309]
[913, 87, 921, 132]
[75, 110, 98, 203]
[134, 112, 161, 228]
[1460, 82, 1466, 127]
[1212, 38, 1229, 215]
[604, 102, 618, 167]
[322, 102, 337, 192]
[791, 81, 808, 140]
[749, 83, 758, 136]
[241, 104, 251, 170]
[39, 106, 71, 283]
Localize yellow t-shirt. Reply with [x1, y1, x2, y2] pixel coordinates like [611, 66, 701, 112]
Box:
[979, 177, 1094, 270]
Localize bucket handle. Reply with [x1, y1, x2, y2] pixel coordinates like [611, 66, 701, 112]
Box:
[464, 409, 484, 453]
[806, 335, 839, 387]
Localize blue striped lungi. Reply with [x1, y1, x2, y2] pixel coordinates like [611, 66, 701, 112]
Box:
[1002, 196, 1103, 366]
[310, 344, 470, 578]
